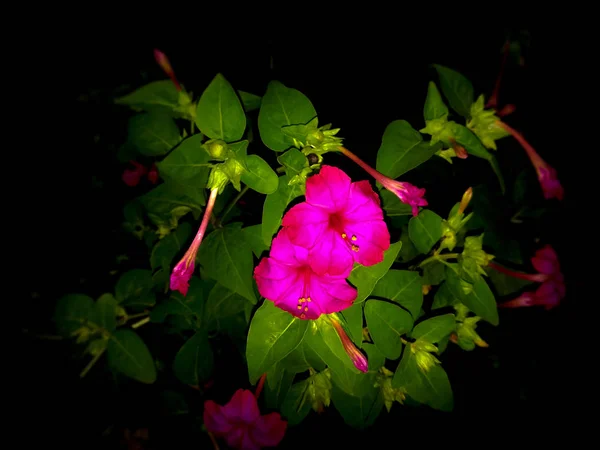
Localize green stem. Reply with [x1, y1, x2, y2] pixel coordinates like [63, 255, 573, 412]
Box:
[216, 186, 249, 228]
[131, 317, 150, 329]
[276, 166, 286, 173]
[80, 348, 106, 378]
[126, 312, 149, 321]
[419, 253, 459, 268]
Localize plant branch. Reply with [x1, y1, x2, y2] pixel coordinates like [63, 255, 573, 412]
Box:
[216, 186, 249, 228]
[418, 253, 459, 268]
[80, 348, 106, 378]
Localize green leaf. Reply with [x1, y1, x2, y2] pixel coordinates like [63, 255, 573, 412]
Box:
[449, 123, 491, 160]
[282, 339, 326, 373]
[107, 329, 157, 384]
[127, 112, 181, 157]
[277, 148, 309, 176]
[173, 331, 213, 385]
[339, 303, 364, 346]
[196, 73, 246, 142]
[304, 321, 359, 377]
[199, 223, 256, 304]
[431, 282, 459, 310]
[150, 222, 193, 271]
[246, 301, 309, 383]
[446, 267, 499, 325]
[398, 225, 420, 262]
[422, 262, 445, 286]
[433, 64, 474, 118]
[380, 189, 413, 216]
[204, 282, 252, 335]
[258, 80, 317, 152]
[238, 90, 262, 112]
[240, 155, 279, 194]
[364, 300, 413, 359]
[96, 293, 117, 333]
[265, 364, 295, 409]
[156, 134, 212, 186]
[261, 174, 303, 246]
[348, 241, 403, 303]
[150, 278, 210, 328]
[423, 81, 449, 121]
[281, 380, 312, 425]
[410, 313, 456, 343]
[408, 209, 443, 254]
[370, 270, 423, 319]
[375, 120, 441, 179]
[242, 224, 268, 258]
[331, 381, 383, 429]
[115, 269, 155, 310]
[393, 350, 453, 411]
[486, 266, 534, 297]
[363, 343, 385, 371]
[115, 80, 180, 115]
[488, 155, 506, 194]
[54, 294, 97, 336]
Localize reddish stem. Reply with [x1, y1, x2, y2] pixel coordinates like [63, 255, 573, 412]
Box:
[254, 373, 267, 400]
[487, 40, 510, 109]
[488, 261, 547, 283]
[339, 146, 382, 181]
[497, 121, 545, 170]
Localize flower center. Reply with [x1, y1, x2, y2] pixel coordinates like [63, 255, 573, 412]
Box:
[329, 213, 360, 252]
[296, 267, 313, 319]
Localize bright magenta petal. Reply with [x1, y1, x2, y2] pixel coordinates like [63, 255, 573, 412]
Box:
[225, 428, 260, 450]
[254, 258, 301, 309]
[531, 245, 560, 275]
[203, 400, 234, 435]
[170, 261, 194, 296]
[250, 413, 287, 447]
[282, 202, 329, 250]
[343, 180, 384, 222]
[344, 220, 391, 267]
[305, 165, 351, 212]
[307, 228, 354, 277]
[310, 275, 357, 315]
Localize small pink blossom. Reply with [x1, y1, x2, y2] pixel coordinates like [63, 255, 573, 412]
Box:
[282, 165, 390, 276]
[147, 163, 159, 184]
[153, 48, 181, 91]
[254, 228, 357, 320]
[170, 188, 219, 295]
[122, 160, 147, 187]
[338, 146, 428, 217]
[204, 389, 287, 450]
[330, 315, 368, 373]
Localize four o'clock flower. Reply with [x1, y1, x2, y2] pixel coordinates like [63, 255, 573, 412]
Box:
[153, 48, 181, 91]
[328, 314, 368, 373]
[282, 165, 390, 277]
[498, 121, 564, 201]
[147, 163, 159, 184]
[338, 146, 428, 217]
[122, 160, 148, 187]
[254, 228, 358, 320]
[170, 188, 219, 296]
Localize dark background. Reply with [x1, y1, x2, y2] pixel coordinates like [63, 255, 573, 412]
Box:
[22, 18, 578, 448]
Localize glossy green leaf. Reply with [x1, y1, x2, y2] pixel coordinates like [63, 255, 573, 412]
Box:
[150, 278, 210, 328]
[282, 339, 326, 373]
[96, 293, 117, 333]
[127, 112, 181, 156]
[240, 155, 279, 194]
[196, 73, 246, 142]
[422, 261, 446, 286]
[238, 90, 262, 112]
[423, 81, 449, 121]
[261, 174, 303, 246]
[54, 294, 97, 336]
[380, 190, 413, 216]
[339, 303, 364, 346]
[199, 223, 256, 304]
[107, 329, 157, 384]
[364, 300, 413, 359]
[277, 148, 308, 176]
[150, 222, 193, 271]
[348, 241, 402, 303]
[115, 269, 155, 310]
[304, 321, 359, 377]
[115, 80, 179, 115]
[246, 301, 309, 383]
[156, 134, 212, 186]
[242, 224, 268, 258]
[173, 331, 213, 385]
[370, 269, 423, 319]
[410, 313, 456, 343]
[281, 380, 312, 425]
[375, 120, 441, 179]
[258, 80, 317, 152]
[446, 267, 499, 325]
[331, 382, 383, 429]
[398, 225, 420, 262]
[434, 64, 474, 118]
[408, 209, 443, 254]
[363, 343, 385, 371]
[204, 282, 252, 335]
[431, 282, 459, 310]
[265, 364, 295, 409]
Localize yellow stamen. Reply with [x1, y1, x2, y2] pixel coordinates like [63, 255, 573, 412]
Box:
[351, 235, 357, 241]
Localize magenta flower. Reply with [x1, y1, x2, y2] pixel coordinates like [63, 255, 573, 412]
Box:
[282, 165, 390, 276]
[170, 188, 219, 296]
[492, 245, 565, 310]
[153, 48, 181, 91]
[499, 121, 564, 201]
[338, 146, 428, 217]
[204, 389, 287, 450]
[254, 228, 358, 320]
[122, 160, 147, 187]
[147, 163, 159, 184]
[329, 315, 368, 373]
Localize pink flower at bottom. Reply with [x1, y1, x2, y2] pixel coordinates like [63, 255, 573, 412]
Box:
[282, 165, 390, 277]
[204, 389, 287, 450]
[147, 163, 159, 184]
[379, 179, 428, 217]
[254, 228, 357, 320]
[122, 161, 148, 187]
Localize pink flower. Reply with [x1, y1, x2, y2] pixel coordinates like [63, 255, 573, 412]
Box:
[338, 146, 428, 217]
[147, 163, 159, 184]
[122, 160, 147, 187]
[204, 389, 287, 450]
[498, 121, 564, 201]
[282, 165, 390, 276]
[153, 48, 181, 91]
[170, 188, 219, 295]
[254, 228, 357, 320]
[329, 315, 368, 373]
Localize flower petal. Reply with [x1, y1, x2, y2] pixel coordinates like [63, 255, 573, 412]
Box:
[344, 220, 391, 267]
[203, 400, 234, 435]
[225, 427, 260, 450]
[531, 245, 560, 275]
[310, 275, 357, 315]
[254, 257, 300, 305]
[343, 180, 384, 222]
[305, 165, 351, 212]
[250, 412, 287, 447]
[307, 228, 354, 277]
[170, 260, 194, 296]
[282, 202, 329, 250]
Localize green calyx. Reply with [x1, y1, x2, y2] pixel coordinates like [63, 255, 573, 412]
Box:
[419, 116, 455, 146]
[376, 367, 406, 412]
[281, 117, 344, 158]
[307, 369, 333, 412]
[452, 307, 488, 351]
[466, 95, 510, 150]
[458, 234, 494, 282]
[411, 339, 441, 373]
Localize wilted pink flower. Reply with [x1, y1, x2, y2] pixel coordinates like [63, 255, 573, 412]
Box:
[147, 163, 159, 184]
[170, 188, 219, 295]
[338, 146, 428, 217]
[282, 165, 390, 276]
[204, 389, 287, 450]
[499, 121, 564, 201]
[122, 160, 147, 187]
[254, 228, 357, 320]
[329, 315, 368, 373]
[153, 48, 181, 91]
